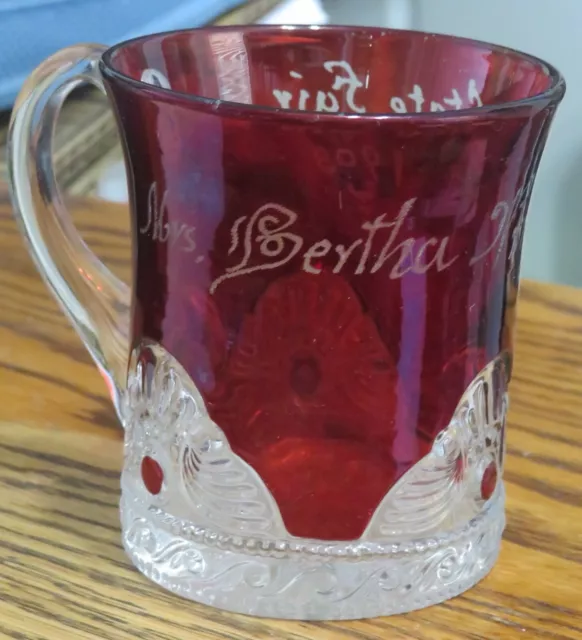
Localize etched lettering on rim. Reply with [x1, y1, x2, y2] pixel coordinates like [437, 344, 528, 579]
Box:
[271, 60, 484, 115]
[141, 68, 171, 89]
[273, 60, 366, 113]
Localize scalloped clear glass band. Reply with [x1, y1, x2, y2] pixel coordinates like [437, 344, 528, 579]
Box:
[120, 342, 507, 619]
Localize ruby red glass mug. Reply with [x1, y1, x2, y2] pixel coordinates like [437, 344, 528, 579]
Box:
[8, 25, 565, 620]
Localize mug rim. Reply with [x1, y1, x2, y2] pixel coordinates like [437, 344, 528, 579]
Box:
[100, 24, 566, 122]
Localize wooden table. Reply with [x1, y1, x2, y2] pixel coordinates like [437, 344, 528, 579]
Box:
[1, 186, 581, 639]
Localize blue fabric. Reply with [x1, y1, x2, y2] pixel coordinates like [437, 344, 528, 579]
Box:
[0, 0, 246, 109]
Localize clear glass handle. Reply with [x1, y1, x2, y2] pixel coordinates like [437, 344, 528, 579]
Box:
[8, 45, 130, 423]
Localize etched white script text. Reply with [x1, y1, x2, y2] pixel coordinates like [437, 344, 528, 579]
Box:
[207, 198, 509, 293]
[272, 60, 484, 114]
[141, 184, 513, 294]
[140, 183, 197, 253]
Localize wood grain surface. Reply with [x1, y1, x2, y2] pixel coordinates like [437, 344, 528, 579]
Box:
[0, 185, 581, 639]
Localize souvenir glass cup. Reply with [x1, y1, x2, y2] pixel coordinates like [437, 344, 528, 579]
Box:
[8, 25, 565, 620]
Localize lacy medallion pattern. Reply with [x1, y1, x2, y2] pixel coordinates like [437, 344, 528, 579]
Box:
[120, 341, 508, 618]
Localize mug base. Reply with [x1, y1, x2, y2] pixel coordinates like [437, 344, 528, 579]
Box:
[120, 490, 504, 620]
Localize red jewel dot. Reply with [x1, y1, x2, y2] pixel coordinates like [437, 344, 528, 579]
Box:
[141, 456, 164, 495]
[480, 462, 498, 501]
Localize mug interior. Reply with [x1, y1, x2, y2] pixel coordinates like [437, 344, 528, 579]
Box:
[103, 25, 563, 116]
